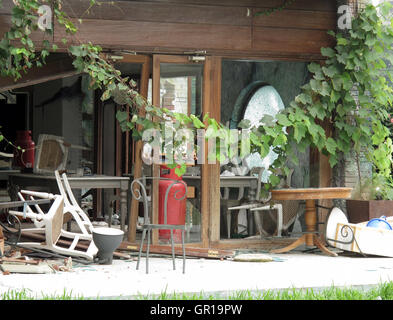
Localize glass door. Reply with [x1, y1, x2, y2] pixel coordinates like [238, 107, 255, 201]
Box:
[151, 55, 204, 245]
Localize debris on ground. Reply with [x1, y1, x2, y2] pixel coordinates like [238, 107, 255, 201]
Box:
[50, 257, 74, 272]
[233, 253, 274, 262]
[0, 255, 55, 274]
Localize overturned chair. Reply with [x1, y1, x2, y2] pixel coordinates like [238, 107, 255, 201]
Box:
[8, 191, 98, 261]
[131, 177, 187, 274]
[54, 170, 94, 235]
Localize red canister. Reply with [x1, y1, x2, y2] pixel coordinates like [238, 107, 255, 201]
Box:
[13, 130, 35, 169]
[158, 165, 187, 243]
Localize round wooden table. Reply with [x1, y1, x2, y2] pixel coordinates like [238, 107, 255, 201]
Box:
[270, 187, 352, 257]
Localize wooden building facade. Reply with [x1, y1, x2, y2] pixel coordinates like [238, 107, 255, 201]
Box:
[0, 0, 339, 250]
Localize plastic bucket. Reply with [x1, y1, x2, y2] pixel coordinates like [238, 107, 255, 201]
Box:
[366, 216, 393, 230]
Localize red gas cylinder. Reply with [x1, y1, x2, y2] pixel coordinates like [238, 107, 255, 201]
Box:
[13, 130, 35, 169]
[159, 165, 187, 243]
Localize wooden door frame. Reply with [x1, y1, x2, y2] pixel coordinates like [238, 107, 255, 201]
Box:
[151, 54, 220, 247]
[108, 54, 152, 242]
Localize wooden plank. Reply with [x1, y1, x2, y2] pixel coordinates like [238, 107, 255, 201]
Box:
[151, 55, 161, 245]
[20, 231, 131, 259]
[202, 56, 221, 246]
[121, 0, 336, 11]
[119, 242, 235, 259]
[252, 8, 337, 30]
[127, 54, 151, 242]
[54, 19, 252, 52]
[252, 26, 335, 55]
[212, 238, 297, 250]
[61, 0, 251, 26]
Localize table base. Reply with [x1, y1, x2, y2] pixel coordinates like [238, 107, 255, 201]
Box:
[270, 234, 338, 257]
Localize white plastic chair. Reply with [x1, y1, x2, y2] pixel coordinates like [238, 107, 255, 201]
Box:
[54, 170, 94, 235]
[9, 192, 98, 261]
[227, 168, 294, 238]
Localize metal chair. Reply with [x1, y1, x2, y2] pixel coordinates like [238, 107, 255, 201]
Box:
[130, 177, 187, 274]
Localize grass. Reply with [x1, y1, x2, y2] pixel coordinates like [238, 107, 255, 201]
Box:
[2, 282, 393, 300]
[138, 282, 393, 300]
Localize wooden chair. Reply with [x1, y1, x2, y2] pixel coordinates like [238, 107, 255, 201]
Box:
[131, 177, 186, 274]
[54, 170, 94, 235]
[8, 192, 98, 261]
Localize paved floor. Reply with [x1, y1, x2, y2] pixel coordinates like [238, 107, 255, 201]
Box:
[1, 247, 393, 299]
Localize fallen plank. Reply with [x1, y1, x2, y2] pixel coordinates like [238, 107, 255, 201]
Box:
[118, 241, 235, 259]
[0, 257, 40, 265]
[18, 231, 131, 259]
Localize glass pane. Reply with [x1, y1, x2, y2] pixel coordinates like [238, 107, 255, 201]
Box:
[243, 85, 285, 127]
[243, 85, 285, 182]
[160, 63, 203, 116]
[160, 63, 203, 244]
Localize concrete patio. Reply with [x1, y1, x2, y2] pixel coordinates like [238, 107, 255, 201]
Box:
[0, 247, 392, 299]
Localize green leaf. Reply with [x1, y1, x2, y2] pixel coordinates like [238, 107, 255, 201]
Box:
[325, 137, 337, 154]
[276, 114, 292, 127]
[321, 47, 335, 58]
[116, 110, 128, 123]
[293, 124, 307, 143]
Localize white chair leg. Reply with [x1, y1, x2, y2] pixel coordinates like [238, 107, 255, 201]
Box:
[275, 204, 283, 237]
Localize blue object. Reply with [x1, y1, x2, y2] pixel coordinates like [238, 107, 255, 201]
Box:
[366, 216, 393, 230]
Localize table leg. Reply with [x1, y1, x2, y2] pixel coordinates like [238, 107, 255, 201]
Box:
[270, 199, 337, 256]
[270, 234, 307, 254]
[120, 181, 128, 232]
[313, 234, 337, 257]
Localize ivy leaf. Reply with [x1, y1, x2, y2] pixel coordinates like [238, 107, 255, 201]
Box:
[325, 137, 337, 154]
[116, 110, 128, 123]
[275, 114, 292, 127]
[293, 124, 307, 143]
[321, 47, 335, 58]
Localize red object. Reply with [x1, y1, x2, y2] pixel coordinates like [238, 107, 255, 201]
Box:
[158, 165, 187, 243]
[13, 130, 35, 169]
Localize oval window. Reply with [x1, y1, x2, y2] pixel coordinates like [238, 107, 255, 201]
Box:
[241, 84, 285, 182]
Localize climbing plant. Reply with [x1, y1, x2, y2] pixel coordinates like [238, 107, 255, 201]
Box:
[238, 2, 393, 193]
[1, 1, 393, 195]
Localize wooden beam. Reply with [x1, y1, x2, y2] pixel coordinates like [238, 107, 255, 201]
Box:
[0, 57, 78, 92]
[127, 55, 151, 242]
[202, 56, 222, 247]
[309, 119, 333, 240]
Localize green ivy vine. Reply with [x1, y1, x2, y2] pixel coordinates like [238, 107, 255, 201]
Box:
[1, 1, 393, 197]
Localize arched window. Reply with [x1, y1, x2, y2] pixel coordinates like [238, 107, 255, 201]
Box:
[231, 82, 285, 182]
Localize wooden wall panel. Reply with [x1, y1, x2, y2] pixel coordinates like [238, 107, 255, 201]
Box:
[253, 8, 337, 30]
[252, 27, 335, 55]
[125, 0, 336, 11]
[0, 0, 337, 61]
[61, 1, 251, 26]
[55, 19, 252, 51]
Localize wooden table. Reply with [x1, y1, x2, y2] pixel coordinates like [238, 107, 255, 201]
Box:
[8, 173, 130, 231]
[270, 187, 352, 257]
